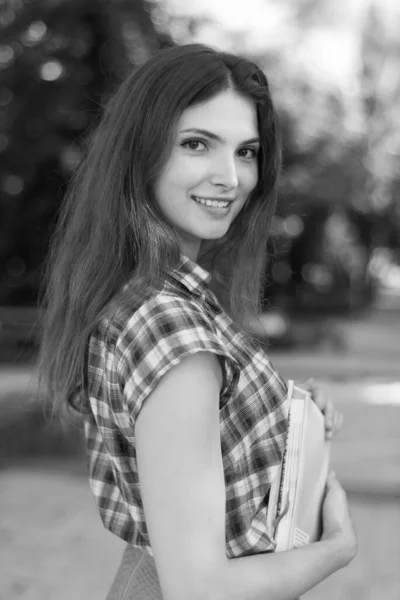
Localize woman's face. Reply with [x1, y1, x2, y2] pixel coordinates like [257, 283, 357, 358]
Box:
[153, 88, 260, 261]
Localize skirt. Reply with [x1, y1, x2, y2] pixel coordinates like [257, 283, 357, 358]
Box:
[106, 544, 163, 600]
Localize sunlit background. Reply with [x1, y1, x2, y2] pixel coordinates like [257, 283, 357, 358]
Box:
[0, 1, 399, 598]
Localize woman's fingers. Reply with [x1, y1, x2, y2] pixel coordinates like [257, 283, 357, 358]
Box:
[333, 409, 344, 435]
[298, 379, 343, 439]
[323, 396, 335, 437]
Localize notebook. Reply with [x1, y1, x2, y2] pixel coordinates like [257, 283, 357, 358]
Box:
[267, 380, 331, 551]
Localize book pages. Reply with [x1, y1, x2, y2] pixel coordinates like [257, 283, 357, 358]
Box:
[267, 381, 331, 552]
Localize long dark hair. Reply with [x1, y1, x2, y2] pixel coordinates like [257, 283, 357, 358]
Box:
[37, 43, 281, 415]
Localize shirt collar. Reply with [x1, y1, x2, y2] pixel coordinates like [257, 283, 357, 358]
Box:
[169, 254, 212, 295]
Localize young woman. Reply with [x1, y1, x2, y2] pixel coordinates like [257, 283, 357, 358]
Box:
[38, 44, 356, 599]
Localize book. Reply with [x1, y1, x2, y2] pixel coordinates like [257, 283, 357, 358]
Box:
[267, 380, 331, 551]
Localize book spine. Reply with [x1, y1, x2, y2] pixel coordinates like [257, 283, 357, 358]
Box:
[275, 401, 304, 550]
[275, 380, 294, 519]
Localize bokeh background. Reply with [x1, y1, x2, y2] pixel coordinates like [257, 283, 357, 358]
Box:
[0, 0, 399, 598]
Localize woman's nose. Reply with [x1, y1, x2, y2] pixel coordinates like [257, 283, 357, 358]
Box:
[209, 154, 239, 189]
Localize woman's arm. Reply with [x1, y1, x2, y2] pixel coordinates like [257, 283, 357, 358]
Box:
[136, 352, 356, 600]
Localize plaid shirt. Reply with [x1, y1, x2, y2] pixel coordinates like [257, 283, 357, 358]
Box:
[84, 255, 289, 559]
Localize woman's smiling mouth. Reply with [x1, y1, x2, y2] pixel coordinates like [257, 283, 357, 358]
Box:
[191, 195, 232, 209]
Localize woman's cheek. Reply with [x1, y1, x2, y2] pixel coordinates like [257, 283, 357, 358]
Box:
[179, 156, 209, 182]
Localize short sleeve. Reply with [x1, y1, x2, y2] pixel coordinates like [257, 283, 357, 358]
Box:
[116, 294, 240, 421]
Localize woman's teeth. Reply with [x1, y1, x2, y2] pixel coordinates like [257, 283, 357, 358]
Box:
[191, 196, 229, 208]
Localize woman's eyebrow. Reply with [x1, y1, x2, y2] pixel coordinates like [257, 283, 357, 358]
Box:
[180, 128, 260, 145]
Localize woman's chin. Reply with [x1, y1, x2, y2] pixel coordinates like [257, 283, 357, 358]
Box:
[201, 225, 231, 241]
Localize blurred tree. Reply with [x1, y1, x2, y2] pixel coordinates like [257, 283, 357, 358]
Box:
[1, 0, 399, 315]
[0, 0, 173, 306]
[360, 2, 400, 224]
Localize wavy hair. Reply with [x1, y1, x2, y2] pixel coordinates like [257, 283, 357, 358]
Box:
[37, 43, 281, 416]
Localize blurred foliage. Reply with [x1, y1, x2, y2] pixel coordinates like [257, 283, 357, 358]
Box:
[0, 0, 399, 316]
[260, 0, 400, 310]
[0, 0, 173, 305]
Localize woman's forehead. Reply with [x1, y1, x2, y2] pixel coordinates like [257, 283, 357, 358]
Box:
[177, 89, 259, 140]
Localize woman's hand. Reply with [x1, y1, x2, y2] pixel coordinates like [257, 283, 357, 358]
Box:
[321, 470, 358, 566]
[299, 378, 343, 440]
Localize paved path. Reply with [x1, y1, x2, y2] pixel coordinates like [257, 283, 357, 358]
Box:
[269, 306, 400, 380]
[0, 365, 36, 399]
[0, 464, 124, 600]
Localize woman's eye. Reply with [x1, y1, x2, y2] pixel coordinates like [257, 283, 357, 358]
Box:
[181, 140, 257, 159]
[182, 139, 207, 151]
[238, 147, 257, 159]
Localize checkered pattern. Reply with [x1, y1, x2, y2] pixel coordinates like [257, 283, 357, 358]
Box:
[84, 256, 289, 558]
